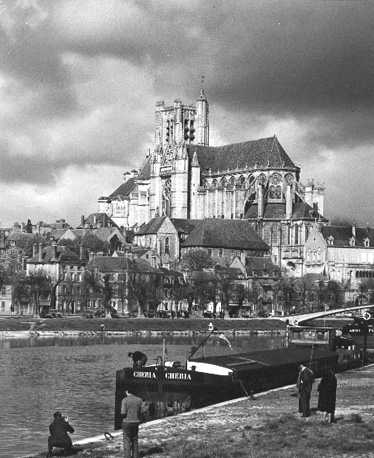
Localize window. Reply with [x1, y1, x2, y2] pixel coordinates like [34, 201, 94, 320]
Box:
[1, 286, 6, 296]
[364, 238, 370, 247]
[327, 236, 334, 246]
[219, 249, 223, 257]
[1, 301, 5, 311]
[165, 237, 170, 255]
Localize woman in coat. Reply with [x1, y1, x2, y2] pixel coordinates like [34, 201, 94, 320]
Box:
[318, 369, 337, 423]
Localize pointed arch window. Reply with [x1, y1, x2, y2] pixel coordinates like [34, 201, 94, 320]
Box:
[327, 236, 334, 246]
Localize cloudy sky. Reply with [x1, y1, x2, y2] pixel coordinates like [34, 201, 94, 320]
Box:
[0, 0, 374, 226]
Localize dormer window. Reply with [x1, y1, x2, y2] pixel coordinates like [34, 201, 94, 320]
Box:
[327, 236, 334, 246]
[364, 238, 370, 247]
[349, 237, 355, 247]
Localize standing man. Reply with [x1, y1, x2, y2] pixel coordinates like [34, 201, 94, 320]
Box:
[297, 364, 315, 417]
[121, 389, 143, 458]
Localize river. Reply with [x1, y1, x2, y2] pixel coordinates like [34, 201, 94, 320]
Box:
[0, 334, 284, 458]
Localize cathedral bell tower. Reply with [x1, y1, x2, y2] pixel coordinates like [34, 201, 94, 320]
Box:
[195, 88, 209, 146]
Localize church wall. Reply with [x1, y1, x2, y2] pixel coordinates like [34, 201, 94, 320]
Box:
[171, 160, 188, 219]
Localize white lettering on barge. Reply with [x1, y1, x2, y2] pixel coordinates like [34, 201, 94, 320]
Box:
[165, 372, 192, 381]
[133, 371, 157, 379]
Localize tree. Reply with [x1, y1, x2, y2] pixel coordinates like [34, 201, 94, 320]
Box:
[12, 272, 30, 314]
[81, 233, 109, 254]
[12, 270, 51, 316]
[102, 274, 113, 318]
[127, 272, 163, 316]
[25, 219, 33, 233]
[16, 234, 47, 257]
[58, 239, 81, 256]
[79, 270, 102, 311]
[180, 249, 214, 271]
[358, 278, 374, 304]
[27, 270, 51, 316]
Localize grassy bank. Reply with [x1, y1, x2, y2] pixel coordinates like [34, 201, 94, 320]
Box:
[26, 364, 374, 458]
[0, 317, 286, 333]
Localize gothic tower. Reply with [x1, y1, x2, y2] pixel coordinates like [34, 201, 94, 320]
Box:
[195, 88, 209, 146]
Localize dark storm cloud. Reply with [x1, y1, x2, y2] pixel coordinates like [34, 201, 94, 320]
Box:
[55, 0, 374, 151]
[1, 0, 374, 223]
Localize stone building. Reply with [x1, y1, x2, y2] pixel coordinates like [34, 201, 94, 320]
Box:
[0, 284, 12, 315]
[304, 224, 374, 300]
[180, 219, 269, 265]
[98, 89, 325, 273]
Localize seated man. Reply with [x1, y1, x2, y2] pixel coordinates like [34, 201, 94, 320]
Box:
[47, 411, 74, 457]
[128, 351, 147, 368]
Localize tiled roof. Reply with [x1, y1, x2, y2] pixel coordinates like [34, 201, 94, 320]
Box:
[137, 158, 151, 180]
[109, 178, 136, 199]
[72, 228, 126, 243]
[245, 256, 281, 275]
[187, 136, 297, 173]
[321, 225, 374, 247]
[88, 256, 132, 272]
[88, 255, 155, 273]
[7, 232, 35, 242]
[136, 217, 167, 235]
[28, 245, 80, 264]
[170, 219, 200, 234]
[182, 219, 269, 251]
[50, 228, 69, 241]
[244, 200, 326, 221]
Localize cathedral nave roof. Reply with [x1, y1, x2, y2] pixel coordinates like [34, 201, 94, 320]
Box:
[187, 136, 297, 173]
[181, 219, 269, 251]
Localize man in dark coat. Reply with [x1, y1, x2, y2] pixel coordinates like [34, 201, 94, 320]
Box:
[318, 369, 337, 423]
[297, 364, 315, 417]
[121, 390, 143, 458]
[128, 351, 147, 368]
[47, 411, 74, 457]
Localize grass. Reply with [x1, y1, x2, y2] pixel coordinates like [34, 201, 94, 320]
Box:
[0, 317, 286, 333]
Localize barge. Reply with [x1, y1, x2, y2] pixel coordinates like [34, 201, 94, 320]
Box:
[114, 326, 359, 429]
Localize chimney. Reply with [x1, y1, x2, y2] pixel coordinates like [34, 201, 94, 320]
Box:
[352, 223, 356, 238]
[257, 184, 264, 219]
[32, 243, 38, 258]
[52, 242, 58, 260]
[286, 185, 292, 220]
[38, 243, 43, 262]
[81, 215, 85, 227]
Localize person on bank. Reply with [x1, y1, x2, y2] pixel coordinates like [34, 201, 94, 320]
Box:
[318, 369, 337, 423]
[47, 411, 75, 457]
[121, 389, 143, 458]
[128, 351, 147, 368]
[297, 364, 315, 417]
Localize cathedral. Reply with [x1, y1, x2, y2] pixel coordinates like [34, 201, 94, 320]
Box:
[98, 89, 325, 274]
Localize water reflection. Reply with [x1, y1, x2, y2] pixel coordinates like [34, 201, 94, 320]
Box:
[0, 334, 284, 457]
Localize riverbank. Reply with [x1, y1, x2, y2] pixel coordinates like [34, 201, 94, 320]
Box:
[25, 363, 374, 458]
[0, 317, 286, 338]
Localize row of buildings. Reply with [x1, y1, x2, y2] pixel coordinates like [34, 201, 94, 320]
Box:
[1, 89, 373, 316]
[97, 90, 374, 296]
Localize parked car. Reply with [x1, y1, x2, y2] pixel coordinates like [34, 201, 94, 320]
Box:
[94, 307, 119, 318]
[40, 307, 62, 318]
